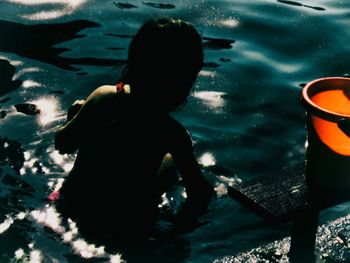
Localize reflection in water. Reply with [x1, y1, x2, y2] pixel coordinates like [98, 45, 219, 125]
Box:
[199, 152, 216, 167]
[29, 97, 60, 126]
[0, 20, 124, 72]
[110, 255, 124, 263]
[30, 249, 42, 263]
[243, 50, 302, 73]
[0, 215, 14, 234]
[50, 178, 64, 193]
[30, 205, 124, 261]
[48, 148, 74, 173]
[193, 91, 226, 109]
[14, 248, 25, 260]
[217, 175, 240, 187]
[63, 219, 78, 242]
[5, 0, 89, 20]
[21, 150, 49, 175]
[23, 155, 38, 174]
[0, 212, 28, 234]
[13, 67, 42, 79]
[17, 212, 27, 220]
[31, 206, 65, 233]
[198, 70, 217, 77]
[158, 193, 170, 208]
[214, 183, 227, 197]
[214, 175, 242, 197]
[219, 18, 239, 28]
[72, 239, 106, 258]
[22, 80, 42, 89]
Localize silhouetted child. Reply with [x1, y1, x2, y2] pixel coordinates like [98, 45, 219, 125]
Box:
[54, 17, 214, 243]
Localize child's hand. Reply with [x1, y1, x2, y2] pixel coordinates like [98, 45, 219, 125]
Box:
[67, 100, 85, 121]
[172, 183, 215, 233]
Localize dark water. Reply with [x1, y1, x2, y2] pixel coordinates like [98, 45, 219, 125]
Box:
[0, 0, 350, 262]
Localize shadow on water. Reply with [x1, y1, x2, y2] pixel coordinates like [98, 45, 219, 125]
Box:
[276, 0, 326, 11]
[202, 37, 235, 50]
[127, 240, 190, 263]
[0, 59, 22, 97]
[0, 19, 126, 71]
[113, 2, 176, 9]
[0, 138, 37, 258]
[101, 236, 190, 263]
[0, 137, 25, 175]
[113, 2, 138, 9]
[142, 2, 176, 9]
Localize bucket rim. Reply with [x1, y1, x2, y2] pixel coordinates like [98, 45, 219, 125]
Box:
[302, 77, 350, 122]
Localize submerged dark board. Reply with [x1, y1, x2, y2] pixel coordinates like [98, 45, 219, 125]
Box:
[228, 163, 350, 223]
[228, 163, 308, 222]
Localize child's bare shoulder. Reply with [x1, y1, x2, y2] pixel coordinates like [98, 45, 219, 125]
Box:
[86, 85, 121, 110]
[90, 85, 116, 101]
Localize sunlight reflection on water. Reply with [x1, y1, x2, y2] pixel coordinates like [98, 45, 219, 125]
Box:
[28, 205, 124, 262]
[29, 249, 42, 263]
[198, 70, 217, 78]
[0, 216, 14, 234]
[193, 91, 226, 109]
[31, 206, 65, 233]
[219, 18, 239, 28]
[5, 0, 88, 20]
[22, 80, 43, 89]
[14, 248, 25, 260]
[242, 50, 303, 74]
[199, 152, 216, 167]
[48, 148, 74, 173]
[13, 67, 42, 79]
[29, 97, 60, 126]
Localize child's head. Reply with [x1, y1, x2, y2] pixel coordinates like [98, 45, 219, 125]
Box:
[123, 17, 204, 112]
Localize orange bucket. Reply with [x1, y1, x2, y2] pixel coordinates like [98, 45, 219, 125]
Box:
[302, 77, 350, 188]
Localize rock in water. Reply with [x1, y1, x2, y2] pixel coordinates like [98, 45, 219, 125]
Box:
[14, 103, 40, 115]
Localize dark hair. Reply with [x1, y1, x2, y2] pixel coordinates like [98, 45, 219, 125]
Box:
[122, 17, 204, 112]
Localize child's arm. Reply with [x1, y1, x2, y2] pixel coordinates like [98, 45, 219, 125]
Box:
[54, 86, 107, 154]
[67, 100, 85, 121]
[170, 126, 214, 229]
[55, 100, 88, 154]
